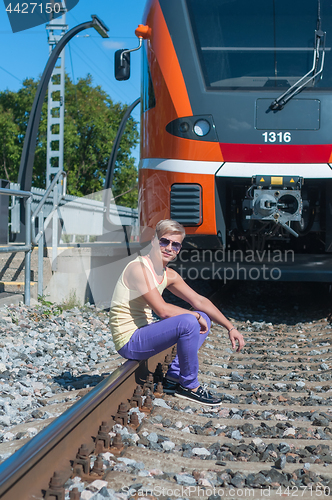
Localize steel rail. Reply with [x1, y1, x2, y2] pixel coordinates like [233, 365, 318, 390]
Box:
[0, 350, 170, 500]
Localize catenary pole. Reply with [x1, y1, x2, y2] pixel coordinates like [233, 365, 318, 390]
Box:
[17, 15, 109, 193]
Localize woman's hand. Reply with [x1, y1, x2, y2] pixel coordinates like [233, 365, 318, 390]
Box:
[198, 315, 209, 334]
[228, 328, 245, 352]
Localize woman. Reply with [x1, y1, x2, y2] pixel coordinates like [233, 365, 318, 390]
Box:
[110, 219, 244, 406]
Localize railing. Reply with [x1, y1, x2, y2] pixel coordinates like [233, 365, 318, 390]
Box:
[30, 170, 67, 297]
[3, 173, 138, 304]
[0, 188, 32, 305]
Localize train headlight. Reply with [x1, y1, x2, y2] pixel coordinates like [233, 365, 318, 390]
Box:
[193, 119, 210, 136]
[179, 122, 189, 133]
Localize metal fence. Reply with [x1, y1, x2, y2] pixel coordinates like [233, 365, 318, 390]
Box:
[4, 177, 138, 302]
[0, 187, 32, 305]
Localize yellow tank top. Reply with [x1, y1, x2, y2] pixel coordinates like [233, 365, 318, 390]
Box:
[109, 255, 167, 351]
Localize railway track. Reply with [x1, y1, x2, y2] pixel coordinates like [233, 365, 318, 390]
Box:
[0, 282, 331, 499]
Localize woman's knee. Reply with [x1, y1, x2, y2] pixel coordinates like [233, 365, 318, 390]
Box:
[198, 311, 211, 330]
[178, 313, 201, 334]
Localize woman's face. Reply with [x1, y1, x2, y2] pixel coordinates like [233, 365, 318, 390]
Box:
[151, 232, 184, 266]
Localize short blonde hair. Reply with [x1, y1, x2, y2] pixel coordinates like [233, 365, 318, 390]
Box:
[155, 219, 186, 239]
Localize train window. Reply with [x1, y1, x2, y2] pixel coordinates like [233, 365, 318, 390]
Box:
[186, 0, 332, 90]
[142, 45, 156, 112]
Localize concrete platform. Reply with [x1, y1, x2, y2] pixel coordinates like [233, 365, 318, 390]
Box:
[0, 292, 24, 307]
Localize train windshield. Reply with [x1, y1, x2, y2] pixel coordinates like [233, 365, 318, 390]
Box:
[186, 0, 332, 90]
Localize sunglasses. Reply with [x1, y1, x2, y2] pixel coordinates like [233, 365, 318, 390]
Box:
[159, 237, 182, 252]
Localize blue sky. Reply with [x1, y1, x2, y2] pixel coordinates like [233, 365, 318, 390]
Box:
[0, 0, 146, 162]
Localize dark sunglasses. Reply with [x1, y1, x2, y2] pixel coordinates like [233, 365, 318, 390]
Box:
[159, 237, 182, 252]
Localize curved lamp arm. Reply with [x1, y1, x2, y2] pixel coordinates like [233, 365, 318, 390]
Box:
[18, 15, 109, 192]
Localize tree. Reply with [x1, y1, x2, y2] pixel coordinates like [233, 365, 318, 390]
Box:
[0, 105, 21, 182]
[0, 78, 47, 186]
[0, 75, 139, 207]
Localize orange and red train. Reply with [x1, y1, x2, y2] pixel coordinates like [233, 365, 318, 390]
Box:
[117, 0, 332, 280]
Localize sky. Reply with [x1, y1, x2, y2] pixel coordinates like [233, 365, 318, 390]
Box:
[0, 0, 147, 163]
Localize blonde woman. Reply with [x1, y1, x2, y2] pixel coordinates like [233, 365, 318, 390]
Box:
[110, 219, 244, 406]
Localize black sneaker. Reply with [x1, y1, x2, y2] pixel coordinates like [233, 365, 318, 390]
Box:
[174, 385, 222, 406]
[162, 378, 179, 394]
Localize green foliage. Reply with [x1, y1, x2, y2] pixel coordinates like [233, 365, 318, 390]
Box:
[0, 105, 21, 181]
[37, 294, 53, 307]
[0, 74, 139, 207]
[37, 295, 63, 317]
[0, 79, 48, 187]
[60, 290, 81, 310]
[37, 292, 80, 315]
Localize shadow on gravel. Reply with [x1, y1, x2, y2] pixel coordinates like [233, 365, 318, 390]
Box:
[164, 279, 332, 326]
[53, 370, 111, 391]
[219, 281, 331, 325]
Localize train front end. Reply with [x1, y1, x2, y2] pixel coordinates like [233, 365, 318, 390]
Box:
[139, 0, 332, 280]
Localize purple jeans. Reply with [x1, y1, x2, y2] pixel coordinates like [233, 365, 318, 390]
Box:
[117, 311, 211, 389]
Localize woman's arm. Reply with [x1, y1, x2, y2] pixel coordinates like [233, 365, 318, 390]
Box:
[125, 263, 208, 331]
[167, 268, 245, 351]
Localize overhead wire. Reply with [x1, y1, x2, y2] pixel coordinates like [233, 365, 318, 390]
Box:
[84, 33, 140, 97]
[66, 10, 140, 165]
[68, 44, 128, 102]
[67, 10, 140, 100]
[68, 42, 76, 83]
[81, 35, 138, 39]
[68, 41, 78, 104]
[68, 41, 141, 160]
[0, 65, 22, 83]
[0, 31, 45, 34]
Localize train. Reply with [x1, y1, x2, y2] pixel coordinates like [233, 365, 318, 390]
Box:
[115, 0, 332, 281]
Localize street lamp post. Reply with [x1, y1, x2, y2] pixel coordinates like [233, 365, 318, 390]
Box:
[17, 15, 109, 193]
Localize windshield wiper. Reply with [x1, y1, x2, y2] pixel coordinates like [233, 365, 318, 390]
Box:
[270, 29, 326, 111]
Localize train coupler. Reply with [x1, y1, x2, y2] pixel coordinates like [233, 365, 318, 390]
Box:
[242, 175, 303, 237]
